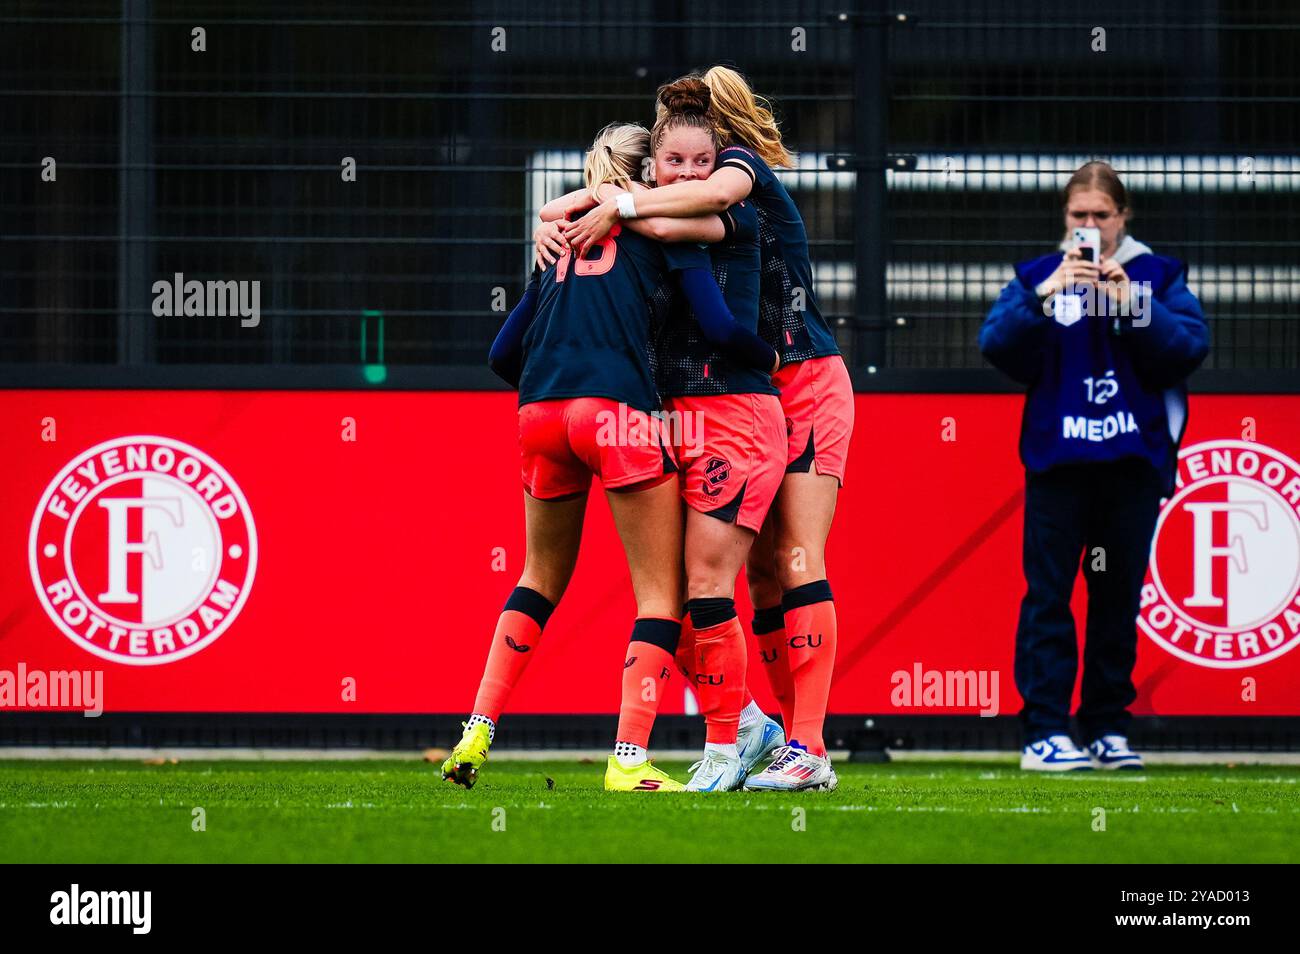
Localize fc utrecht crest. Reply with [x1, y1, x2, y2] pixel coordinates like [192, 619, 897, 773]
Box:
[28, 436, 257, 666]
[1140, 439, 1300, 669]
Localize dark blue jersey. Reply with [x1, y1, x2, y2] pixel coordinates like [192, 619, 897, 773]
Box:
[652, 200, 777, 398]
[980, 250, 1209, 494]
[517, 224, 709, 413]
[717, 144, 840, 363]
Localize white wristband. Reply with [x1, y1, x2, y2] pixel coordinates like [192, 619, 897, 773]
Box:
[615, 192, 639, 219]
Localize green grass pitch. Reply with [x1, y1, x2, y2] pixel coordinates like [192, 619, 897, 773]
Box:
[2, 759, 1297, 863]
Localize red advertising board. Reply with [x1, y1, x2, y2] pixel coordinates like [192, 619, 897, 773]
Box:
[2, 389, 1298, 717]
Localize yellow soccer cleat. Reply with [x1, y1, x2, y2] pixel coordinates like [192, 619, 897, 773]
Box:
[441, 721, 492, 789]
[603, 756, 685, 792]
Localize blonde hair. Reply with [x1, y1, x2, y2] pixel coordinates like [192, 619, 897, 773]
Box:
[583, 123, 651, 203]
[650, 75, 722, 164]
[702, 65, 794, 168]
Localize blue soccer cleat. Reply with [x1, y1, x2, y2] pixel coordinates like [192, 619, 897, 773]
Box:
[737, 713, 786, 776]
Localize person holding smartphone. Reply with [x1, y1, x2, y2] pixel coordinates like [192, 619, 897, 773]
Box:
[979, 161, 1210, 771]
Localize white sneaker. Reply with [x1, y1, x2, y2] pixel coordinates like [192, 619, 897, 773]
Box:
[743, 744, 839, 792]
[1020, 734, 1093, 772]
[684, 749, 747, 792]
[737, 715, 786, 775]
[1087, 735, 1145, 770]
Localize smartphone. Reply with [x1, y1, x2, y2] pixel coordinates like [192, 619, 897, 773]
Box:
[1072, 226, 1101, 263]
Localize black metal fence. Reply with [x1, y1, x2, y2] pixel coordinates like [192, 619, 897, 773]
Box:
[2, 0, 1297, 378]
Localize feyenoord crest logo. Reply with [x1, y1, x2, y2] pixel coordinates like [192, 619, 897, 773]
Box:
[1139, 439, 1300, 669]
[28, 436, 257, 666]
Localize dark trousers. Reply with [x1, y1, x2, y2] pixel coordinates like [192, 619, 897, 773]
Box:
[1014, 458, 1164, 744]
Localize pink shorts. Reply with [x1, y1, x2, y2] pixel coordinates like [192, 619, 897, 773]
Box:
[519, 398, 676, 500]
[773, 355, 854, 485]
[661, 393, 786, 533]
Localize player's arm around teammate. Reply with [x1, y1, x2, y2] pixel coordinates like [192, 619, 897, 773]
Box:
[571, 68, 851, 790]
[535, 175, 780, 371]
[636, 78, 790, 791]
[444, 124, 692, 794]
[535, 182, 736, 269]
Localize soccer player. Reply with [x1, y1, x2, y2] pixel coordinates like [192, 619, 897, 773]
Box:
[442, 122, 778, 793]
[620, 77, 786, 792]
[565, 66, 852, 791]
[539, 117, 788, 790]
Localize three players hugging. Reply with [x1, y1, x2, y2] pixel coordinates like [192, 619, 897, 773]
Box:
[443, 67, 853, 793]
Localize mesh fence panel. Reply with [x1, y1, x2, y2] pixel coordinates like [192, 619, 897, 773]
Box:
[1, 0, 1296, 372]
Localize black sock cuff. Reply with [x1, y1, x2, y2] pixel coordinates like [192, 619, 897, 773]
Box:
[504, 586, 556, 628]
[752, 605, 785, 635]
[686, 597, 736, 630]
[782, 580, 833, 612]
[630, 617, 681, 654]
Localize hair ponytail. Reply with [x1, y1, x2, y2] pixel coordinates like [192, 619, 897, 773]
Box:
[702, 65, 793, 168]
[583, 123, 651, 203]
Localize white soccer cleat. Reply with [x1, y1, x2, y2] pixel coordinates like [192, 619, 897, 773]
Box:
[1020, 734, 1093, 772]
[743, 744, 839, 792]
[1087, 735, 1145, 770]
[684, 749, 748, 792]
[737, 715, 786, 776]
